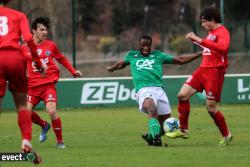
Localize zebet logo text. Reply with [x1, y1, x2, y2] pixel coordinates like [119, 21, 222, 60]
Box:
[237, 78, 250, 101]
[0, 152, 36, 162]
[80, 82, 136, 104]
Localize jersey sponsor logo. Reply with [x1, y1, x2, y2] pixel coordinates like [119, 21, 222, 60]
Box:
[136, 59, 154, 70]
[32, 57, 49, 72]
[202, 48, 211, 56]
[193, 41, 211, 56]
[80, 82, 136, 104]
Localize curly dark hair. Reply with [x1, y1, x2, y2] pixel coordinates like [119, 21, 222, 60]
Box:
[139, 35, 152, 42]
[200, 6, 221, 23]
[31, 17, 50, 30]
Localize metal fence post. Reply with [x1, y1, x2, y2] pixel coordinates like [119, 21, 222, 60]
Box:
[72, 0, 76, 68]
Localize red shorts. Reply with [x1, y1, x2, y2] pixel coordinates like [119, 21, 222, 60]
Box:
[0, 49, 27, 97]
[0, 80, 6, 97]
[185, 67, 225, 102]
[27, 83, 57, 106]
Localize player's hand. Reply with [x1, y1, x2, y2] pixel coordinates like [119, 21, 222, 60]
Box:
[34, 61, 46, 76]
[104, 66, 114, 72]
[186, 32, 202, 43]
[186, 32, 196, 40]
[73, 70, 82, 78]
[38, 67, 46, 77]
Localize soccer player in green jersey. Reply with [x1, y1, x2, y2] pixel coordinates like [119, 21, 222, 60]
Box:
[105, 35, 202, 146]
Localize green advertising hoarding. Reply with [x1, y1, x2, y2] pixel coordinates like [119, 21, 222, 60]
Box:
[2, 74, 250, 110]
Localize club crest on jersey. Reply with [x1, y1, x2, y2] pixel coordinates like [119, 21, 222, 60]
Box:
[207, 34, 217, 41]
[136, 59, 154, 70]
[45, 50, 51, 56]
[36, 49, 42, 56]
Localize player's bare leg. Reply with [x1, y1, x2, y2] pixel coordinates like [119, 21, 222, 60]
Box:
[11, 91, 42, 164]
[166, 84, 196, 139]
[141, 98, 162, 146]
[28, 102, 51, 142]
[46, 101, 65, 148]
[177, 84, 196, 131]
[206, 100, 232, 146]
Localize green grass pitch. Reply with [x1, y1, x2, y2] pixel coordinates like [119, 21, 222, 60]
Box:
[0, 104, 250, 167]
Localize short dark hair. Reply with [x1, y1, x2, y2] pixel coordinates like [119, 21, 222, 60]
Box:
[31, 17, 50, 30]
[139, 35, 152, 42]
[0, 0, 12, 5]
[200, 6, 221, 23]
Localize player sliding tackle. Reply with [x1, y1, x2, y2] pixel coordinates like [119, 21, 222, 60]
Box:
[165, 6, 233, 146]
[105, 35, 202, 146]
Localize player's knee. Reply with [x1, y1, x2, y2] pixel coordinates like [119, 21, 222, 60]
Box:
[142, 98, 157, 117]
[142, 98, 154, 111]
[142, 103, 150, 112]
[177, 92, 188, 101]
[48, 109, 57, 119]
[206, 103, 217, 112]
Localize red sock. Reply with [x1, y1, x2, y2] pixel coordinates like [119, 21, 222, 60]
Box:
[31, 111, 46, 127]
[210, 111, 229, 137]
[18, 109, 32, 141]
[52, 118, 63, 143]
[178, 100, 190, 130]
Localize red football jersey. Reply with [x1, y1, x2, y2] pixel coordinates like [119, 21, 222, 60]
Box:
[0, 6, 42, 68]
[26, 40, 76, 88]
[196, 26, 230, 68]
[0, 6, 33, 50]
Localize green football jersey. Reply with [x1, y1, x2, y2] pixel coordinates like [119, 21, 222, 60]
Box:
[124, 50, 174, 92]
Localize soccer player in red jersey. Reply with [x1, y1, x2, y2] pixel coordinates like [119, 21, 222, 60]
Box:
[166, 6, 232, 146]
[25, 17, 82, 148]
[0, 0, 42, 164]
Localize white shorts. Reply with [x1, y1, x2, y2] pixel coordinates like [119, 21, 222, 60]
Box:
[136, 86, 171, 115]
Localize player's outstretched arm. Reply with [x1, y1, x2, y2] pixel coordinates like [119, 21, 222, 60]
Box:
[105, 61, 128, 72]
[186, 32, 230, 53]
[172, 51, 202, 65]
[20, 15, 45, 74]
[186, 32, 202, 43]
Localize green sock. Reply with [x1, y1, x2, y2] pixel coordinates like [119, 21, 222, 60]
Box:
[148, 118, 161, 139]
[147, 133, 154, 141]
